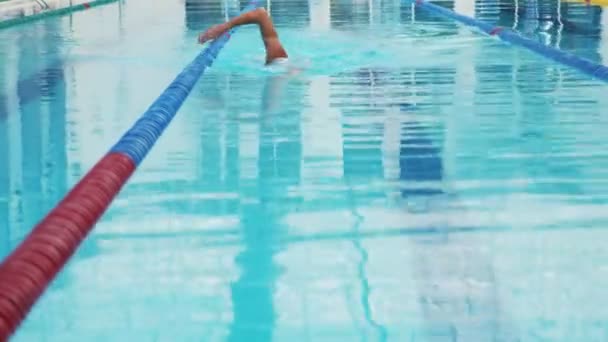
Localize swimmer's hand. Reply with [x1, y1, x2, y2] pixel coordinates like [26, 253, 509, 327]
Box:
[198, 23, 230, 44]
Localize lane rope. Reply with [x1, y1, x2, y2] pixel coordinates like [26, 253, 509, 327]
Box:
[0, 1, 259, 339]
[407, 0, 608, 82]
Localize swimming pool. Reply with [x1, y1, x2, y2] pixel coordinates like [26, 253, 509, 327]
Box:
[1, 0, 608, 340]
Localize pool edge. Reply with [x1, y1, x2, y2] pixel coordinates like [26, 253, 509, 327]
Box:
[0, 0, 118, 30]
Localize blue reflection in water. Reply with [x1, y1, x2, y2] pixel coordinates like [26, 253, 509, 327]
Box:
[400, 121, 443, 198]
[228, 74, 302, 340]
[17, 29, 48, 236]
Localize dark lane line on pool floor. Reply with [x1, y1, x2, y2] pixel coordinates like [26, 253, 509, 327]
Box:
[0, 61, 65, 121]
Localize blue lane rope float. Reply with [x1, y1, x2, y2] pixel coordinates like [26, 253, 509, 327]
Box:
[110, 1, 259, 165]
[407, 0, 608, 83]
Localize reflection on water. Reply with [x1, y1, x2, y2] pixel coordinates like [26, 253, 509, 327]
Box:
[400, 121, 443, 200]
[474, 0, 605, 61]
[1, 0, 608, 340]
[0, 19, 70, 259]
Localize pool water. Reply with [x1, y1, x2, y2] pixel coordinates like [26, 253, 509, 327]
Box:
[1, 0, 608, 340]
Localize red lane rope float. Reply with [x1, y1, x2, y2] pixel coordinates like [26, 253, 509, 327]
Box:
[489, 26, 504, 36]
[83, 2, 91, 9]
[0, 153, 135, 340]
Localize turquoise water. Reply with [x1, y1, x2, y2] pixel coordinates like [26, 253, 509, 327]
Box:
[1, 0, 608, 340]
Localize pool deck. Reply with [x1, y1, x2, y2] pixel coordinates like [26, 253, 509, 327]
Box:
[0, 0, 89, 22]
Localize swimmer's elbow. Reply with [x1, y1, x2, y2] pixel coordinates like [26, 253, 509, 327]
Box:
[253, 7, 268, 17]
[247, 7, 267, 23]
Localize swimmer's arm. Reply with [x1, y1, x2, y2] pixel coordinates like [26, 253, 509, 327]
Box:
[226, 8, 262, 27]
[198, 8, 274, 42]
[227, 8, 277, 39]
[231, 8, 287, 63]
[198, 8, 287, 63]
